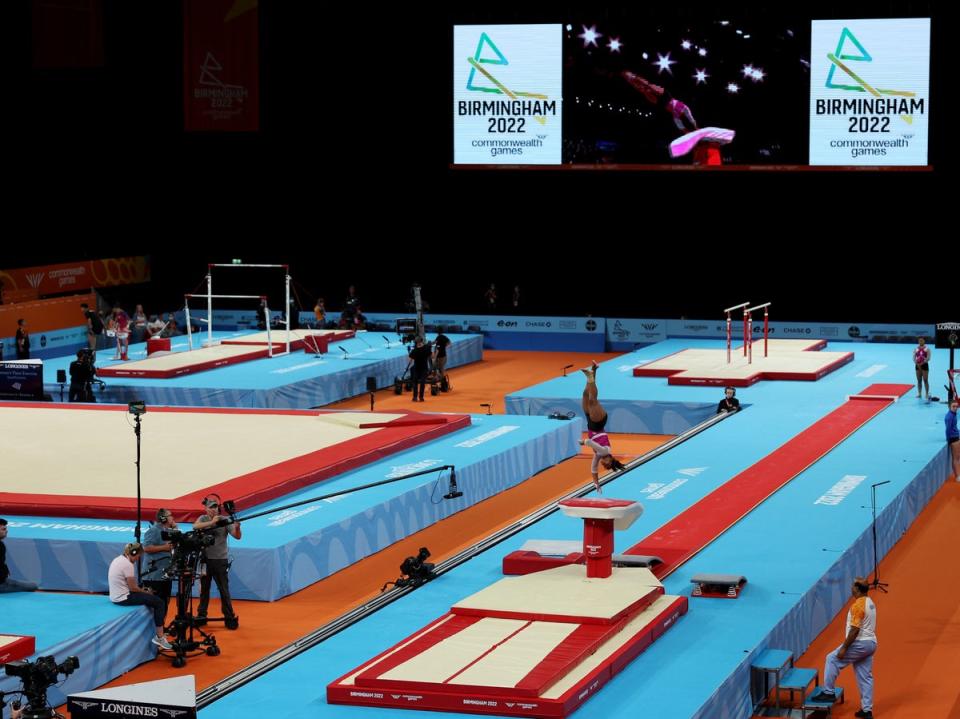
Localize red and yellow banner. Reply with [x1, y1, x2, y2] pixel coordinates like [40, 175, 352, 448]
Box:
[32, 0, 104, 68]
[0, 257, 151, 299]
[184, 0, 260, 132]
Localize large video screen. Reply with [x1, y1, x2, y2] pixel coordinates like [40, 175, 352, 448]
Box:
[452, 10, 931, 169]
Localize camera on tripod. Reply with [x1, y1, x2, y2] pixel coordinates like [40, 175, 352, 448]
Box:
[157, 528, 222, 666]
[161, 529, 215, 559]
[396, 318, 419, 345]
[3, 655, 79, 719]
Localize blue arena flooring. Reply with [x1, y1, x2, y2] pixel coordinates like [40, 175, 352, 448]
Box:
[195, 341, 953, 718]
[39, 331, 483, 408]
[0, 593, 156, 710]
[4, 340, 954, 718]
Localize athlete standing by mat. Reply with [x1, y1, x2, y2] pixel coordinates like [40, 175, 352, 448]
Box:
[913, 336, 931, 400]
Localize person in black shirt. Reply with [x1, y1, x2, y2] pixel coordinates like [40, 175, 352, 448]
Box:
[407, 336, 432, 402]
[15, 319, 30, 359]
[483, 283, 497, 312]
[81, 303, 103, 354]
[344, 285, 360, 316]
[433, 333, 451, 379]
[142, 508, 178, 617]
[0, 518, 39, 592]
[717, 386, 741, 414]
[69, 349, 96, 402]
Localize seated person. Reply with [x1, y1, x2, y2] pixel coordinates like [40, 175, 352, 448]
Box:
[107, 543, 172, 650]
[339, 306, 356, 329]
[160, 313, 179, 338]
[146, 315, 166, 338]
[717, 386, 740, 414]
[352, 306, 366, 330]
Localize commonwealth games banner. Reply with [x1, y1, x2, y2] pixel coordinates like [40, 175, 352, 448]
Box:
[184, 0, 260, 132]
[810, 18, 930, 166]
[453, 25, 563, 165]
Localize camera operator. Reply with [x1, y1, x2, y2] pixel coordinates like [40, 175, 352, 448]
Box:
[68, 349, 97, 402]
[406, 336, 432, 403]
[107, 542, 172, 650]
[194, 498, 241, 629]
[141, 508, 177, 618]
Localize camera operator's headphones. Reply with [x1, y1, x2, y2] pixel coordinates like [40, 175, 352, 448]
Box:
[725, 386, 736, 396]
[155, 508, 171, 523]
[201, 493, 222, 509]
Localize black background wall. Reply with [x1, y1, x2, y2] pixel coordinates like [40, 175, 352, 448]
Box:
[15, 1, 952, 323]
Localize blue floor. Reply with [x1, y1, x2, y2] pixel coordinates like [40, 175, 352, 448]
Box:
[0, 593, 156, 710]
[194, 341, 953, 718]
[40, 331, 483, 408]
[5, 341, 953, 718]
[506, 339, 945, 434]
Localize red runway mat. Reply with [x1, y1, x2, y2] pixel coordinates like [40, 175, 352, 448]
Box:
[627, 384, 913, 577]
[503, 385, 912, 578]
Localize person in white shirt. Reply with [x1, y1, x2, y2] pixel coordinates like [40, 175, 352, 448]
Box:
[107, 542, 172, 650]
[146, 315, 166, 339]
[811, 577, 878, 719]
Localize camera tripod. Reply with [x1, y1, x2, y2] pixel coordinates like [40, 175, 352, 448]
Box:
[164, 558, 220, 667]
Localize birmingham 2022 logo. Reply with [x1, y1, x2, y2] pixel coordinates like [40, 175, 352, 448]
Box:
[464, 32, 553, 126]
[824, 26, 920, 125]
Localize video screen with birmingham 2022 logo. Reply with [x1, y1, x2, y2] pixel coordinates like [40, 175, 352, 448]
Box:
[452, 6, 931, 169]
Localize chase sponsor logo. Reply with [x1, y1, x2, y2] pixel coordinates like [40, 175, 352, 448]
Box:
[524, 321, 552, 328]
